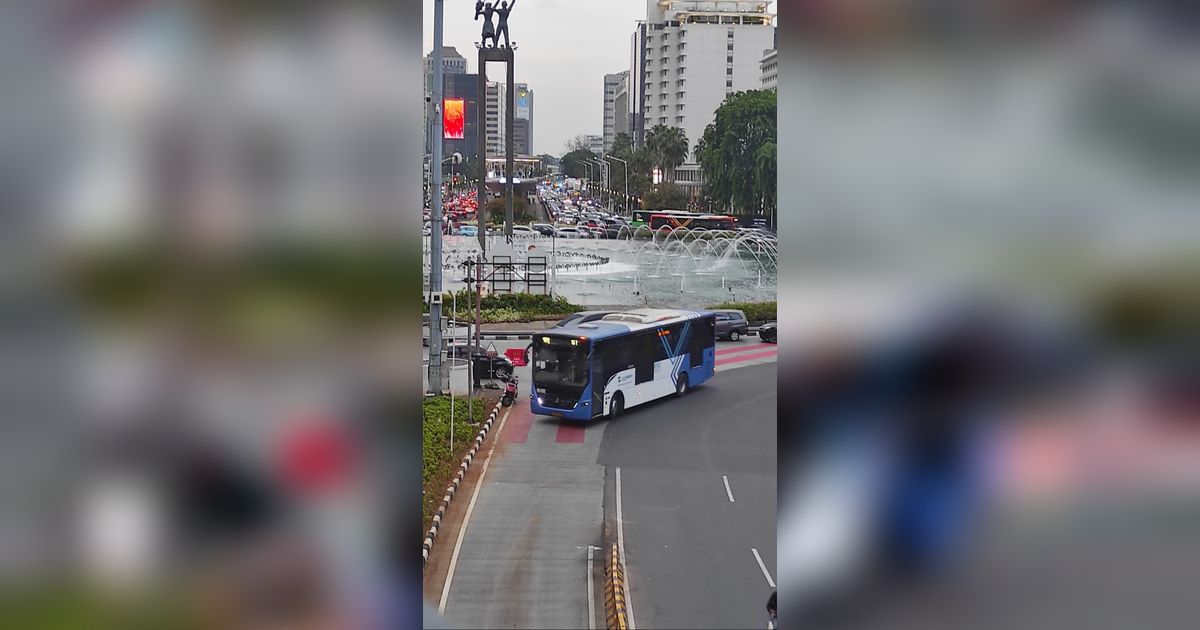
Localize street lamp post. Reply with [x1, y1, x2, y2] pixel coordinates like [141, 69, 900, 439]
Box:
[605, 155, 628, 216]
[428, 0, 446, 395]
[584, 159, 603, 206]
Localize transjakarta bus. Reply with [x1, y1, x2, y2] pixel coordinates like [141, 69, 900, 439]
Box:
[530, 309, 717, 420]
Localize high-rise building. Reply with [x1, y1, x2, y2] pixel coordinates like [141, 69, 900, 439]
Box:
[512, 118, 530, 156]
[585, 134, 605, 156]
[603, 71, 628, 153]
[629, 21, 648, 147]
[484, 81, 501, 157]
[760, 48, 778, 92]
[499, 83, 534, 156]
[639, 0, 775, 183]
[423, 46, 468, 93]
[613, 74, 631, 146]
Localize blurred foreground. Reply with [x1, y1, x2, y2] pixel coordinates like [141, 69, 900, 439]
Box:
[777, 1, 1198, 628]
[1, 3, 423, 628]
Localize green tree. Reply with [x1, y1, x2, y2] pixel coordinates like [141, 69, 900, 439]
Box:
[754, 141, 777, 227]
[604, 133, 636, 210]
[560, 148, 597, 179]
[642, 182, 687, 210]
[486, 196, 532, 224]
[565, 135, 592, 153]
[610, 132, 634, 160]
[645, 124, 689, 183]
[696, 90, 776, 217]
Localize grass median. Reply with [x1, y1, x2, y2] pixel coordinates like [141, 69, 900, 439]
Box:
[422, 392, 499, 532]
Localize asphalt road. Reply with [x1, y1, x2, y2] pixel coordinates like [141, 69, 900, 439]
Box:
[598, 361, 777, 629]
[428, 341, 776, 629]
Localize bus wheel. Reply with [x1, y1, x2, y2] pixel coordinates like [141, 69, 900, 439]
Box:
[675, 374, 689, 397]
[610, 393, 624, 419]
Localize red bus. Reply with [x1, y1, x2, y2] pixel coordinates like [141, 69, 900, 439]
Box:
[647, 211, 737, 231]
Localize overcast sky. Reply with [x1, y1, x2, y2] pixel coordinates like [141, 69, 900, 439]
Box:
[423, 0, 646, 157]
[424, 1, 777, 157]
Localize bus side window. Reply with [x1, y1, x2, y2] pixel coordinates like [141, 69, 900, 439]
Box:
[634, 331, 657, 384]
[688, 320, 710, 368]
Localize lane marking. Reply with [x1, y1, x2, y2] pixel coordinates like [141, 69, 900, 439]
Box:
[587, 545, 599, 630]
[715, 349, 778, 368]
[615, 467, 637, 630]
[715, 344, 775, 357]
[555, 422, 586, 443]
[752, 547, 776, 588]
[723, 475, 735, 503]
[438, 407, 513, 614]
[505, 399, 534, 443]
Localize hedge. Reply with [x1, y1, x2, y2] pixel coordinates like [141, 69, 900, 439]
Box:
[708, 300, 776, 324]
[422, 394, 493, 527]
[424, 289, 581, 322]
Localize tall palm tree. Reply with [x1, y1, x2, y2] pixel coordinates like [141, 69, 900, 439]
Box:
[645, 124, 689, 183]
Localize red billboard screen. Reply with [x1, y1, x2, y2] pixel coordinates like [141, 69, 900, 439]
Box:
[443, 98, 465, 139]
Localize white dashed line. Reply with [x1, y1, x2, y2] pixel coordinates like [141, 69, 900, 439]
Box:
[722, 475, 735, 502]
[752, 547, 775, 588]
[616, 467, 637, 630]
[587, 545, 599, 630]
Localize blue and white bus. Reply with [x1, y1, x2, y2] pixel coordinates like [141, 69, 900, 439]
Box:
[530, 309, 717, 420]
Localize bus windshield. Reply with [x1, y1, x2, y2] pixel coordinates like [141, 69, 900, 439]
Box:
[533, 339, 590, 387]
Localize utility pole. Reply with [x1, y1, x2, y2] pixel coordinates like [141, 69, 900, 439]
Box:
[428, 0, 445, 395]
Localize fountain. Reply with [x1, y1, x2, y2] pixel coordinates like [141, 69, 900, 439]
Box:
[423, 227, 776, 307]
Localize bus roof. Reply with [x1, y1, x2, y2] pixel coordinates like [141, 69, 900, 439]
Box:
[545, 308, 714, 340]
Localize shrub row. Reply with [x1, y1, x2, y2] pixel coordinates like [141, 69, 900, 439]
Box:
[708, 300, 776, 324]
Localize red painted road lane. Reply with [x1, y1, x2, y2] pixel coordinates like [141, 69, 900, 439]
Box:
[715, 348, 778, 367]
[504, 399, 535, 443]
[555, 422, 587, 443]
[715, 343, 777, 357]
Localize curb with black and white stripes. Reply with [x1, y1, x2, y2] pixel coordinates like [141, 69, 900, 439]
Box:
[477, 327, 762, 340]
[423, 399, 505, 569]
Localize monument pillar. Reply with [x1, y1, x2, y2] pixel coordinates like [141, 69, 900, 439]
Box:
[476, 45, 516, 248]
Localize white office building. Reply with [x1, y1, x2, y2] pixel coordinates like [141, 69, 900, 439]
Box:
[484, 81, 501, 157]
[760, 47, 778, 91]
[585, 134, 605, 156]
[603, 71, 629, 153]
[636, 1, 775, 190]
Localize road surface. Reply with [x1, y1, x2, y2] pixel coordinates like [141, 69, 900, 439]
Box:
[425, 338, 776, 629]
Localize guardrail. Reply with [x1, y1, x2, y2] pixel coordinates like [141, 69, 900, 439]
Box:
[604, 543, 630, 630]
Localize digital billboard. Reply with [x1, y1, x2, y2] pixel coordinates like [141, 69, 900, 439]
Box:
[443, 98, 465, 139]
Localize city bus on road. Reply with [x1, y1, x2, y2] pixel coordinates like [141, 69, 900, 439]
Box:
[630, 210, 737, 231]
[530, 309, 717, 420]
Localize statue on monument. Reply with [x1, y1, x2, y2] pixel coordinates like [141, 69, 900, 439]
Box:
[475, 1, 497, 48]
[496, 0, 515, 49]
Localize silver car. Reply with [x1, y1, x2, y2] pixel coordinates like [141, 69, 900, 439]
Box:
[713, 309, 750, 341]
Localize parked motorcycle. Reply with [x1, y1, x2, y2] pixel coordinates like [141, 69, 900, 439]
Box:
[501, 374, 519, 407]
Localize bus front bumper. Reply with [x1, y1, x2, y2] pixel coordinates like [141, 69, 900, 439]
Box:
[530, 395, 593, 420]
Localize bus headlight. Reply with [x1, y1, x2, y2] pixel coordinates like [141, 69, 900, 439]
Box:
[537, 397, 544, 405]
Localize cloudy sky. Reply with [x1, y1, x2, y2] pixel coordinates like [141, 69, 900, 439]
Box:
[424, 0, 648, 157]
[424, 1, 776, 156]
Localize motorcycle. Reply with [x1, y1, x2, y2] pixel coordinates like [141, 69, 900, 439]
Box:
[501, 374, 519, 407]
